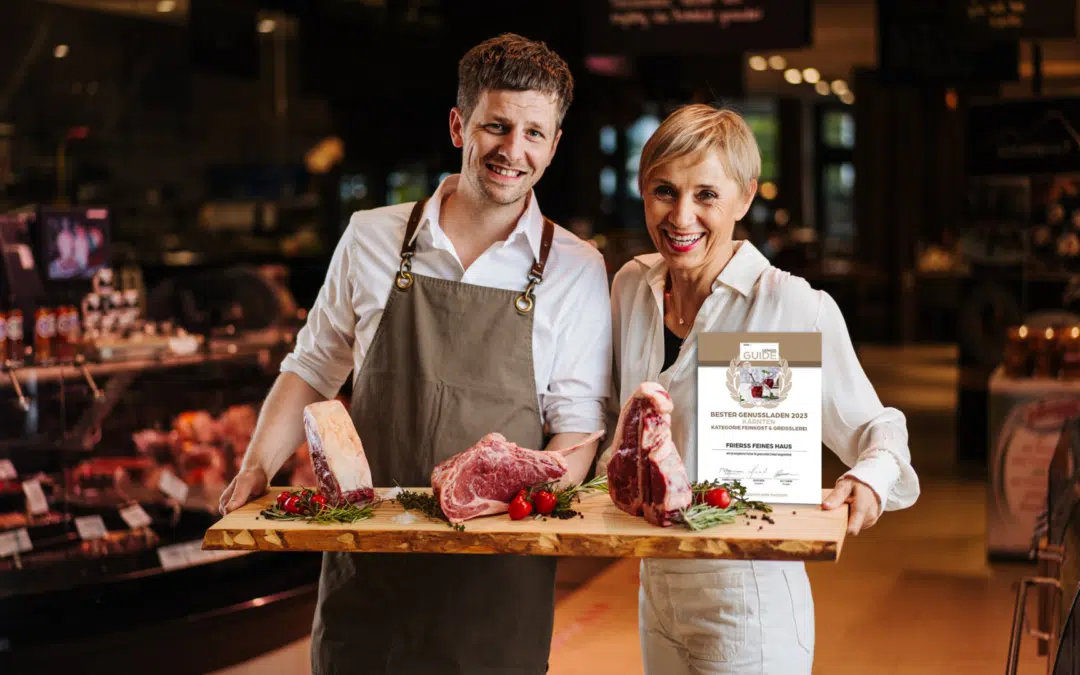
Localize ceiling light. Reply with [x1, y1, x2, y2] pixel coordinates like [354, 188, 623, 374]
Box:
[815, 81, 831, 95]
[840, 91, 855, 105]
[768, 55, 786, 70]
[258, 18, 276, 33]
[749, 56, 767, 71]
[54, 44, 69, 59]
[831, 79, 849, 95]
[156, 0, 176, 12]
[783, 68, 802, 84]
[802, 68, 820, 84]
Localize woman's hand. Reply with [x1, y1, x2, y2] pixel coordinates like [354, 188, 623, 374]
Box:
[822, 477, 881, 535]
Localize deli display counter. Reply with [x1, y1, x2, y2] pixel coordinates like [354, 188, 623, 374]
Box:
[0, 260, 323, 674]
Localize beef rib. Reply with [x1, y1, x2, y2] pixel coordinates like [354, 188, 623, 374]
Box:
[606, 382, 692, 526]
[432, 431, 604, 524]
[304, 400, 375, 507]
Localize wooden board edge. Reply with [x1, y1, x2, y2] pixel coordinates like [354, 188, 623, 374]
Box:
[202, 529, 839, 561]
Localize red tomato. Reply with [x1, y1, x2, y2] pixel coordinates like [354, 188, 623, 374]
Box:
[705, 488, 731, 509]
[283, 495, 304, 514]
[533, 491, 557, 515]
[508, 496, 533, 520]
[517, 489, 528, 500]
[311, 494, 328, 510]
[277, 491, 292, 508]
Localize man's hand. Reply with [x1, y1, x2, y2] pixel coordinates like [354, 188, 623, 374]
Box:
[219, 466, 270, 515]
[821, 477, 881, 536]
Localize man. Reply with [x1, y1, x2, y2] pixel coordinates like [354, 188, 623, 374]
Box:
[219, 33, 612, 674]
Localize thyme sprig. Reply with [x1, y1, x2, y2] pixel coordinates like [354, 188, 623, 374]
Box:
[393, 485, 465, 532]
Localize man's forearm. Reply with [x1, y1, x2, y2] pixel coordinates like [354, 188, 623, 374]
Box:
[241, 371, 327, 479]
[544, 432, 601, 486]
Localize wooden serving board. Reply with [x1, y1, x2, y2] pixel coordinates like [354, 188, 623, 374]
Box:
[202, 487, 848, 561]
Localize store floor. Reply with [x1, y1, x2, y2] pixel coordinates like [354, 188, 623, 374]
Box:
[548, 344, 1050, 675]
[215, 345, 1050, 674]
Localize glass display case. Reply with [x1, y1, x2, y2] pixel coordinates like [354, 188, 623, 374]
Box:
[0, 265, 322, 675]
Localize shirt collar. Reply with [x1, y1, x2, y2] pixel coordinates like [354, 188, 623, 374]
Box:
[634, 240, 771, 298]
[412, 174, 545, 261]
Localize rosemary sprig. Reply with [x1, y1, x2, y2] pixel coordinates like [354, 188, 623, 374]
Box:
[678, 503, 738, 531]
[690, 479, 772, 514]
[259, 500, 378, 524]
[393, 486, 465, 532]
[523, 474, 609, 519]
[674, 479, 774, 531]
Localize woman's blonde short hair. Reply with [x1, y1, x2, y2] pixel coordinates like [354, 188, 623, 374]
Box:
[638, 104, 761, 199]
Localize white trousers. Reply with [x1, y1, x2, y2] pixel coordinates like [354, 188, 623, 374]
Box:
[639, 558, 815, 675]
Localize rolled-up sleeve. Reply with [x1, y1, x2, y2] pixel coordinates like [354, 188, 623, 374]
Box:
[542, 256, 613, 435]
[280, 228, 357, 400]
[817, 291, 920, 515]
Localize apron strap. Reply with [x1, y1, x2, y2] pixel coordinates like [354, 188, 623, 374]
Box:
[515, 218, 555, 315]
[395, 198, 428, 290]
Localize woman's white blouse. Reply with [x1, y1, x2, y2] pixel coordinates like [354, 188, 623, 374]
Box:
[598, 241, 920, 515]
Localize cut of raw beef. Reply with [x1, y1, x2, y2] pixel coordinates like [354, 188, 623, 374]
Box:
[606, 382, 692, 526]
[304, 399, 375, 506]
[432, 431, 604, 524]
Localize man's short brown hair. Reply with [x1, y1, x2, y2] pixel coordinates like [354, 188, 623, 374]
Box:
[457, 33, 574, 128]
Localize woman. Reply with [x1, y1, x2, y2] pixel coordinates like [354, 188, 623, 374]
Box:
[598, 104, 920, 673]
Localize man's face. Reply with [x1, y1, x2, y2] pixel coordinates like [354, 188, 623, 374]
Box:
[450, 89, 563, 206]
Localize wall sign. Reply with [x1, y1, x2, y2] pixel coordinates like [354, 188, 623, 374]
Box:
[586, 0, 812, 55]
[968, 98, 1080, 176]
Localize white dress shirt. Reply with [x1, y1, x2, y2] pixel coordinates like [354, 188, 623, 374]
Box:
[599, 240, 920, 515]
[280, 174, 613, 435]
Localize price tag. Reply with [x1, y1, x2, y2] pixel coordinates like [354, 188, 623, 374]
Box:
[74, 515, 108, 541]
[14, 528, 31, 553]
[157, 470, 189, 503]
[22, 480, 48, 515]
[0, 459, 16, 480]
[156, 540, 247, 571]
[119, 503, 152, 529]
[0, 532, 17, 557]
[156, 542, 191, 570]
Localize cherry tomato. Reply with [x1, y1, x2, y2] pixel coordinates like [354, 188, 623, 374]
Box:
[517, 489, 528, 500]
[508, 496, 533, 520]
[705, 487, 731, 509]
[277, 491, 292, 508]
[533, 491, 557, 515]
[283, 495, 304, 514]
[311, 494, 328, 510]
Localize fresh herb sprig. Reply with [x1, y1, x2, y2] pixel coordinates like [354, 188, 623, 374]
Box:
[679, 503, 738, 531]
[393, 486, 465, 532]
[676, 479, 773, 531]
[261, 501, 379, 524]
[523, 474, 609, 520]
[691, 479, 772, 514]
[258, 489, 379, 524]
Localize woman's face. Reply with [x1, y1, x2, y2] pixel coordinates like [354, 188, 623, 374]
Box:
[643, 151, 756, 275]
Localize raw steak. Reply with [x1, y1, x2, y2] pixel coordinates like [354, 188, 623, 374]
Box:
[607, 382, 692, 526]
[432, 431, 604, 524]
[304, 400, 375, 506]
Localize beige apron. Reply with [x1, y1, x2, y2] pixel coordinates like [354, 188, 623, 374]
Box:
[311, 198, 557, 675]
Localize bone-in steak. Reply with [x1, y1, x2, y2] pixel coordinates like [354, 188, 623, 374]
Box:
[607, 382, 692, 526]
[432, 431, 604, 524]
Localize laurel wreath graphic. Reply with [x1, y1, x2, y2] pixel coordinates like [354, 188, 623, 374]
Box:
[726, 358, 793, 409]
